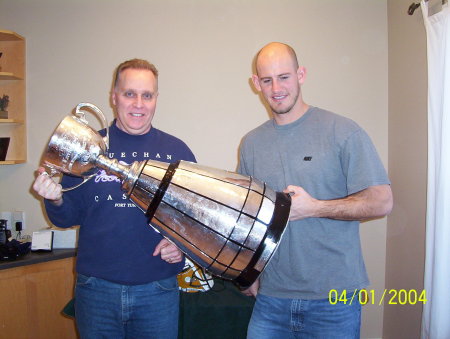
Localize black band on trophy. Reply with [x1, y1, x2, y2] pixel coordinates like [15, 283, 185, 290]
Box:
[146, 161, 180, 219]
[234, 192, 291, 288]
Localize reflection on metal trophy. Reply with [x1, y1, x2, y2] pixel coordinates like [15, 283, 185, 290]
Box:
[43, 103, 291, 288]
[43, 103, 110, 191]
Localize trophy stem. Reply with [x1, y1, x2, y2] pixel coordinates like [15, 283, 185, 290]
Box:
[95, 155, 145, 196]
[95, 155, 127, 176]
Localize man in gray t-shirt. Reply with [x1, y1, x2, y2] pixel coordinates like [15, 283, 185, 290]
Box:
[238, 42, 393, 339]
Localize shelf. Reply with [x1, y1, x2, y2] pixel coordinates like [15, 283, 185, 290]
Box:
[0, 72, 23, 80]
[0, 160, 25, 165]
[0, 29, 26, 164]
[0, 30, 24, 41]
[0, 118, 24, 124]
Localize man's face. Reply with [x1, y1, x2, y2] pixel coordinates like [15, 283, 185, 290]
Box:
[112, 68, 158, 135]
[252, 53, 302, 115]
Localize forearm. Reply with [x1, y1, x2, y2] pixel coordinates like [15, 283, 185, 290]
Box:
[289, 184, 393, 221]
[314, 185, 393, 220]
[44, 196, 82, 228]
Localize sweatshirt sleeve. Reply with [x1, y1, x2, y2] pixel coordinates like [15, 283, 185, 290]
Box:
[43, 175, 85, 228]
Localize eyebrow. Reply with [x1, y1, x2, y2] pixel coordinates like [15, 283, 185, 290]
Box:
[122, 89, 154, 93]
[260, 73, 291, 80]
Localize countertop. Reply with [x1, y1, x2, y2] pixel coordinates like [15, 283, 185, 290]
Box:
[0, 248, 77, 270]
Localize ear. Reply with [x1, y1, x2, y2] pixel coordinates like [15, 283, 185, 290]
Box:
[297, 66, 306, 85]
[251, 74, 262, 91]
[111, 91, 117, 105]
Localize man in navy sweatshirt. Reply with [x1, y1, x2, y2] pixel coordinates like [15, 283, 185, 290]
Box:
[33, 59, 196, 339]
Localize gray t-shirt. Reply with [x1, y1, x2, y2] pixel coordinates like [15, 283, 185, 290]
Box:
[238, 106, 390, 299]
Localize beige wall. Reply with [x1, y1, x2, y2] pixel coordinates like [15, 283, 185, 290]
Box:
[384, 1, 428, 338]
[0, 1, 389, 337]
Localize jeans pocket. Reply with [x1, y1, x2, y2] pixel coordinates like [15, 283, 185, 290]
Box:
[155, 276, 179, 291]
[76, 273, 95, 286]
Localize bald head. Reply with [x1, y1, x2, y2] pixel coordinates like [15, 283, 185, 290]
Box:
[251, 42, 308, 123]
[255, 42, 299, 76]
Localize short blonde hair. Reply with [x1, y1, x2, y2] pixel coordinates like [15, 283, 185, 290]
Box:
[113, 59, 158, 88]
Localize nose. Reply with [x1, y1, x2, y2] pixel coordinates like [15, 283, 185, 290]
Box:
[272, 79, 281, 92]
[134, 95, 144, 108]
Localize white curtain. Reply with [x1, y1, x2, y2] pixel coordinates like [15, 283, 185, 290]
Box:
[421, 1, 450, 339]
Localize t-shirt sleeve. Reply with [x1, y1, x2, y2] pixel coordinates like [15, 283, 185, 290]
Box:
[237, 137, 251, 176]
[341, 128, 390, 195]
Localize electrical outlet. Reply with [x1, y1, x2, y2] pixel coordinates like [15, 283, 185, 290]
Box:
[0, 211, 13, 230]
[13, 211, 26, 230]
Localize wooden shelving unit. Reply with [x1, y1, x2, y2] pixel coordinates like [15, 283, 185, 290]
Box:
[0, 29, 26, 164]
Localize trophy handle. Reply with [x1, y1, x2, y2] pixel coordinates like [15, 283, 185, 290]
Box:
[43, 165, 97, 192]
[75, 102, 110, 151]
[61, 177, 93, 192]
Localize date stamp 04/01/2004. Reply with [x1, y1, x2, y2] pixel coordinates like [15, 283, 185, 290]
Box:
[328, 289, 427, 306]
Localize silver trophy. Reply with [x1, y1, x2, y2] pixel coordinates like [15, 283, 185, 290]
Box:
[43, 103, 291, 288]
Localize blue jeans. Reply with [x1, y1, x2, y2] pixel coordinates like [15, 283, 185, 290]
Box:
[247, 293, 361, 339]
[74, 274, 179, 339]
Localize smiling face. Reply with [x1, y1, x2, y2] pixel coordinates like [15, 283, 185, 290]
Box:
[252, 43, 307, 124]
[111, 68, 158, 135]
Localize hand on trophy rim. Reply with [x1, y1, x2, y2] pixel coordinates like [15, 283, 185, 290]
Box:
[153, 238, 183, 264]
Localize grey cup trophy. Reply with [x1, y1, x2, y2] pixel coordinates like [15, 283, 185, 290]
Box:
[43, 103, 291, 288]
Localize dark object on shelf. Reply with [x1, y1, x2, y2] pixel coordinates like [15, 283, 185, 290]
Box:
[0, 137, 10, 160]
[0, 219, 7, 244]
[0, 240, 31, 261]
[0, 94, 9, 118]
[0, 137, 10, 161]
[0, 94, 9, 111]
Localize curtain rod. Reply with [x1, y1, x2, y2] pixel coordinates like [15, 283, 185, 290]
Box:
[408, 0, 446, 15]
[408, 1, 423, 15]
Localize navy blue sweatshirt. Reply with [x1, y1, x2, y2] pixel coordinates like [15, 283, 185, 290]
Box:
[45, 121, 196, 285]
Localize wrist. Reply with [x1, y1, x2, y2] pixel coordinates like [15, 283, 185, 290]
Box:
[312, 199, 328, 218]
[309, 199, 326, 218]
[48, 197, 63, 207]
